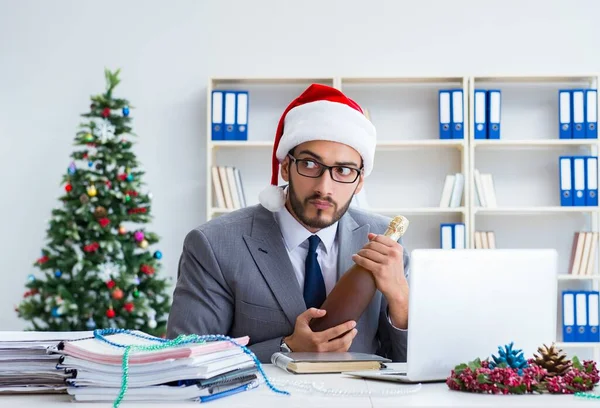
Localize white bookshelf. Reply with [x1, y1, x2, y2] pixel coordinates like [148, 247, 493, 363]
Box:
[467, 74, 600, 361]
[206, 74, 600, 359]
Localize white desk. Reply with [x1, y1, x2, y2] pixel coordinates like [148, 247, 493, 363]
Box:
[1, 363, 598, 407]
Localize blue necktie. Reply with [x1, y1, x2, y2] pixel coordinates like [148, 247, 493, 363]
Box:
[303, 235, 326, 309]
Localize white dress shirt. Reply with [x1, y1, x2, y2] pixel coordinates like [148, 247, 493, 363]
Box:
[273, 205, 338, 296]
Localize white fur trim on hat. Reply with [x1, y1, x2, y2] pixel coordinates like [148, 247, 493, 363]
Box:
[275, 100, 376, 177]
[258, 184, 286, 212]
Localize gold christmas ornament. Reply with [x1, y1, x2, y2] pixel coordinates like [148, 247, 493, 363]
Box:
[94, 206, 107, 219]
[87, 185, 97, 197]
[139, 239, 149, 249]
[118, 226, 127, 235]
[533, 343, 571, 377]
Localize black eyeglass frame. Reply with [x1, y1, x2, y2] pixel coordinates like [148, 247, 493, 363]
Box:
[287, 154, 363, 184]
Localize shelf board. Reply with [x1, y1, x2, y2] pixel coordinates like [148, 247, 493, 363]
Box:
[340, 76, 464, 84]
[472, 74, 598, 83]
[210, 141, 273, 149]
[210, 140, 465, 149]
[212, 207, 465, 216]
[210, 77, 335, 85]
[377, 140, 465, 149]
[371, 207, 466, 215]
[558, 275, 600, 281]
[554, 342, 600, 349]
[473, 139, 599, 148]
[475, 206, 599, 215]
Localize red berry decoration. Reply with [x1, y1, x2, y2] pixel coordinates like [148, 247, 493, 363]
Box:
[106, 308, 115, 318]
[106, 280, 116, 289]
[124, 302, 134, 312]
[446, 342, 600, 395]
[102, 107, 111, 118]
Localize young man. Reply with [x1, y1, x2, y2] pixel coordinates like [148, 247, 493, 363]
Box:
[166, 84, 410, 363]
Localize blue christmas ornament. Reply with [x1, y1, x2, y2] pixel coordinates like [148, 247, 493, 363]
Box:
[55, 270, 62, 278]
[489, 342, 529, 375]
[51, 307, 60, 317]
[122, 106, 130, 116]
[153, 250, 163, 260]
[88, 161, 94, 168]
[27, 274, 35, 282]
[86, 317, 96, 329]
[68, 162, 76, 175]
[127, 174, 133, 181]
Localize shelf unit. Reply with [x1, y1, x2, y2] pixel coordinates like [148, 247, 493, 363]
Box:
[206, 74, 600, 359]
[467, 74, 600, 362]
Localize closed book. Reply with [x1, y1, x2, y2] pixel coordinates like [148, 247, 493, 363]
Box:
[271, 352, 390, 374]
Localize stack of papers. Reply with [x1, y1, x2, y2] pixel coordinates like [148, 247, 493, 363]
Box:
[0, 331, 92, 394]
[52, 331, 259, 403]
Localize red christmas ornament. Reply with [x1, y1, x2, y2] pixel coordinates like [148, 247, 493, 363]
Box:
[102, 107, 111, 118]
[126, 190, 139, 197]
[106, 308, 115, 318]
[112, 288, 124, 300]
[124, 302, 134, 312]
[98, 217, 110, 228]
[65, 183, 72, 192]
[128, 207, 148, 214]
[105, 180, 112, 188]
[37, 255, 49, 264]
[83, 242, 100, 252]
[118, 173, 127, 181]
[106, 280, 116, 289]
[140, 264, 155, 275]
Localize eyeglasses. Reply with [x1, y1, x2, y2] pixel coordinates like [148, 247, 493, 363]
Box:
[287, 154, 363, 184]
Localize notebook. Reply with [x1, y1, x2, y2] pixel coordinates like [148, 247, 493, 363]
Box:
[55, 332, 250, 364]
[271, 352, 390, 374]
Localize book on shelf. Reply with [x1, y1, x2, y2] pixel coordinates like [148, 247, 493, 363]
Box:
[474, 169, 497, 208]
[439, 173, 464, 208]
[474, 231, 496, 249]
[568, 231, 598, 276]
[212, 166, 246, 210]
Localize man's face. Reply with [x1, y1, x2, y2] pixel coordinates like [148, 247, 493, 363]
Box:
[281, 140, 364, 232]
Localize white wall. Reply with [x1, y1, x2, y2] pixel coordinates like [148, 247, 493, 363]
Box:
[1, 0, 599, 331]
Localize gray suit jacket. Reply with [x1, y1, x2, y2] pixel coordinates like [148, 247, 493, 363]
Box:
[166, 204, 410, 363]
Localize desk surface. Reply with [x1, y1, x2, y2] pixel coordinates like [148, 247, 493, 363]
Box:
[1, 363, 598, 407]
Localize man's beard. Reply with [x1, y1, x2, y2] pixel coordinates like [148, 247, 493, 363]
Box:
[288, 178, 355, 229]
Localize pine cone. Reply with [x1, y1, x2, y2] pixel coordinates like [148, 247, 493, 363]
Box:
[533, 343, 571, 377]
[94, 206, 107, 219]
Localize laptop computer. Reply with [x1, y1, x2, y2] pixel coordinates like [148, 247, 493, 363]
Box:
[345, 248, 558, 383]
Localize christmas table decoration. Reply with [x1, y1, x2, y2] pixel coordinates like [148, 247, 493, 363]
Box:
[446, 342, 599, 395]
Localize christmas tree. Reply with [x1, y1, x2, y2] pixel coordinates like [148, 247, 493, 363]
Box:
[16, 69, 171, 336]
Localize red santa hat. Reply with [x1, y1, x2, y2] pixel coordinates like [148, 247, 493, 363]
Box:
[258, 83, 376, 212]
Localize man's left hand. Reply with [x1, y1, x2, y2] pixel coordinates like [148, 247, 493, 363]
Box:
[352, 232, 409, 329]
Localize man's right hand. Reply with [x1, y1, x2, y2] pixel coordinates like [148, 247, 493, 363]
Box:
[283, 308, 357, 352]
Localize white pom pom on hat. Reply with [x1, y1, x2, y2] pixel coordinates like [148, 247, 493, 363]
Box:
[258, 83, 376, 212]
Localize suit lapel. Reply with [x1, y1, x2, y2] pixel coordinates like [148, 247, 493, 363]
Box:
[336, 212, 371, 280]
[243, 206, 306, 326]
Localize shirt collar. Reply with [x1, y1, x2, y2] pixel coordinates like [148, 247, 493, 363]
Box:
[274, 205, 338, 254]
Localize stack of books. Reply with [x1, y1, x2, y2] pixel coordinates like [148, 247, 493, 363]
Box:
[49, 331, 259, 403]
[0, 331, 92, 394]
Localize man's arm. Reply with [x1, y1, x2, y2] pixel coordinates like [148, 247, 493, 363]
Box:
[166, 229, 287, 363]
[166, 229, 234, 340]
[376, 239, 410, 362]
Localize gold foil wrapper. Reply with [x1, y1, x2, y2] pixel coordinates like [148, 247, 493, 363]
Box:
[383, 215, 409, 241]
